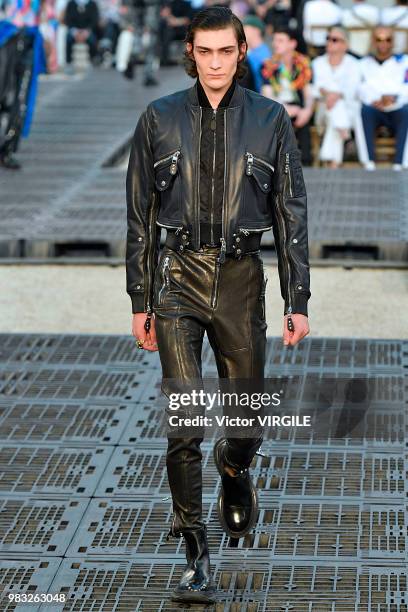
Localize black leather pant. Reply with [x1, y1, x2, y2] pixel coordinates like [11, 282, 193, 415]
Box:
[153, 244, 268, 534]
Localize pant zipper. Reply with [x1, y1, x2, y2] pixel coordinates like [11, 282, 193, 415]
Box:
[211, 257, 221, 308]
[158, 255, 171, 305]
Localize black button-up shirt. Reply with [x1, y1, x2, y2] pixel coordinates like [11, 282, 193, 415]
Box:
[196, 77, 236, 245]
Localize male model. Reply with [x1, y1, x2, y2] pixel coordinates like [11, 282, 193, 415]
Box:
[126, 6, 311, 604]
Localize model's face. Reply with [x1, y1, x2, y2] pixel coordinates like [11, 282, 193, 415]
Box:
[273, 33, 296, 56]
[186, 27, 246, 91]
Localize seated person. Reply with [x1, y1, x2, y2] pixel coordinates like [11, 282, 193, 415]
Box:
[64, 0, 100, 70]
[159, 0, 194, 66]
[242, 14, 271, 93]
[358, 26, 408, 170]
[97, 0, 122, 64]
[312, 26, 364, 168]
[261, 26, 314, 165]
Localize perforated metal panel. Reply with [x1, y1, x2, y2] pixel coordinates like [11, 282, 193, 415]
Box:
[0, 444, 113, 497]
[0, 557, 61, 612]
[94, 445, 407, 502]
[41, 558, 408, 612]
[0, 332, 406, 608]
[0, 498, 88, 555]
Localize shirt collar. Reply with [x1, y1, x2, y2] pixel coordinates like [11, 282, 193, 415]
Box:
[196, 77, 237, 109]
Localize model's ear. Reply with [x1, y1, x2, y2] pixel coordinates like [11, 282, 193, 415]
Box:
[238, 41, 247, 62]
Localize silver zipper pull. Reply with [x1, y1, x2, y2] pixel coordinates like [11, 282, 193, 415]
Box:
[218, 237, 226, 264]
[175, 226, 183, 234]
[245, 152, 253, 176]
[210, 109, 216, 131]
[170, 151, 181, 175]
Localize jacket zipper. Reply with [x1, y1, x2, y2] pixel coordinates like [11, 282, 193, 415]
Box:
[158, 255, 171, 305]
[218, 109, 227, 264]
[145, 190, 159, 314]
[196, 107, 202, 249]
[285, 152, 293, 198]
[154, 150, 181, 171]
[210, 109, 217, 244]
[276, 151, 293, 314]
[239, 225, 273, 235]
[156, 221, 183, 231]
[211, 108, 227, 306]
[245, 152, 275, 174]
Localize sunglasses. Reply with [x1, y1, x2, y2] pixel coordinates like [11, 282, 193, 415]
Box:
[326, 36, 345, 43]
[375, 37, 392, 43]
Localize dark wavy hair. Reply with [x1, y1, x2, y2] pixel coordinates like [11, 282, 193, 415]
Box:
[182, 6, 248, 80]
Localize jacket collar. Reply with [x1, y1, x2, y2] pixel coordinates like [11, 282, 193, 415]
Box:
[187, 76, 245, 109]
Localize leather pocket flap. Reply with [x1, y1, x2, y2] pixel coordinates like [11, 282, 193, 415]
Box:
[250, 165, 274, 193]
[154, 164, 176, 192]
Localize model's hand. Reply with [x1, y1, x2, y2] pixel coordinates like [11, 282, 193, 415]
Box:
[282, 314, 310, 347]
[294, 107, 312, 128]
[132, 313, 159, 351]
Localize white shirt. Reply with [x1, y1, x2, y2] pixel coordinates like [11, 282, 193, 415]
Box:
[380, 6, 408, 55]
[312, 52, 361, 103]
[358, 53, 408, 111]
[342, 3, 380, 56]
[303, 0, 344, 47]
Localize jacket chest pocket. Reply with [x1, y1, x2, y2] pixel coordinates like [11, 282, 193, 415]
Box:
[154, 149, 182, 217]
[242, 152, 274, 222]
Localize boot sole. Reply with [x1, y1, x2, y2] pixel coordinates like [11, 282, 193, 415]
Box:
[171, 588, 217, 603]
[213, 438, 259, 539]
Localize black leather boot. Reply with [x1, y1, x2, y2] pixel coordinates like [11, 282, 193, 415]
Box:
[170, 525, 217, 603]
[213, 437, 259, 538]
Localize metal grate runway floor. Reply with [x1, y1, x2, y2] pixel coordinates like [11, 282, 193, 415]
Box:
[0, 333, 406, 610]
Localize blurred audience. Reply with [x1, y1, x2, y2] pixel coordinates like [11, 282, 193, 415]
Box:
[312, 25, 365, 167]
[242, 14, 271, 92]
[341, 0, 379, 58]
[158, 0, 194, 66]
[2, 0, 408, 170]
[97, 0, 121, 65]
[261, 26, 314, 165]
[303, 0, 343, 54]
[381, 0, 408, 55]
[359, 26, 408, 171]
[64, 0, 99, 72]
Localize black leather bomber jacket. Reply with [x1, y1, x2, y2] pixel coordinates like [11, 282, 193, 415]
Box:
[126, 79, 311, 317]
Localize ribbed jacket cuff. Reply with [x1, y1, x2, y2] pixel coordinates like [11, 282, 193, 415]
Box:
[129, 292, 145, 314]
[285, 293, 309, 317]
